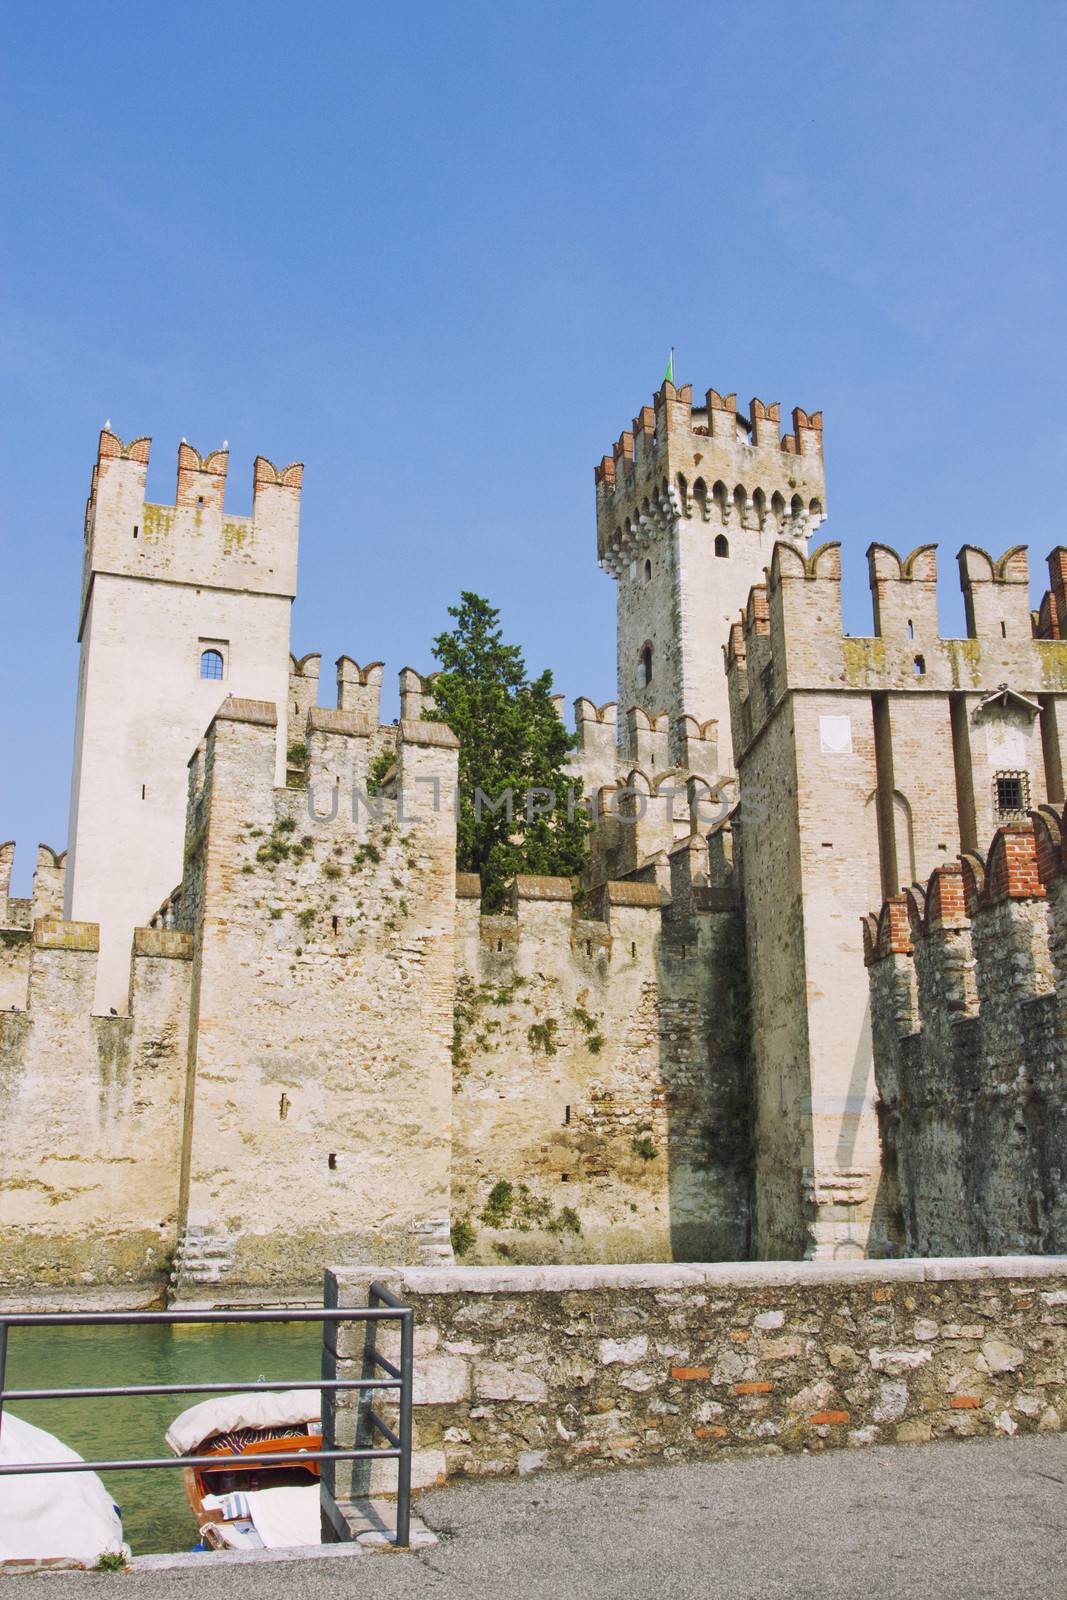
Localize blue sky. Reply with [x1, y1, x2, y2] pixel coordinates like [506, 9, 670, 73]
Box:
[2, 1, 1065, 890]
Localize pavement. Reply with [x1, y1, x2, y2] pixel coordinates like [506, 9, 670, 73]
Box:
[19, 1434, 1067, 1599]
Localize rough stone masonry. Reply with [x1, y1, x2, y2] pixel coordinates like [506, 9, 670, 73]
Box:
[321, 1257, 1067, 1504]
[8, 379, 1067, 1304]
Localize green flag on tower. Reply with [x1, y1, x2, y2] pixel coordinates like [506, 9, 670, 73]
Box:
[663, 347, 675, 384]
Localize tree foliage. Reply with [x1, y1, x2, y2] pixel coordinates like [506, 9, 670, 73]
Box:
[428, 592, 588, 910]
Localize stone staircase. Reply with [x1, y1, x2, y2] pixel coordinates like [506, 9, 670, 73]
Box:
[410, 1217, 454, 1265]
[169, 1222, 235, 1291]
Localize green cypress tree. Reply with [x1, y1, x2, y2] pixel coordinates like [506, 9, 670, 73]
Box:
[428, 592, 588, 910]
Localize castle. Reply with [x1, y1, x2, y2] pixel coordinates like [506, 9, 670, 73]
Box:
[4, 376, 1067, 1305]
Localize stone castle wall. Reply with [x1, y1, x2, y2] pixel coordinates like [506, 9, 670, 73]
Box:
[0, 660, 754, 1303]
[0, 920, 191, 1295]
[865, 812, 1067, 1257]
[725, 536, 1067, 1261]
[15, 386, 1067, 1308]
[450, 871, 750, 1266]
[166, 697, 461, 1297]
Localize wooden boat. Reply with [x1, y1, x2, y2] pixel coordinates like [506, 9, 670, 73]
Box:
[165, 1392, 322, 1551]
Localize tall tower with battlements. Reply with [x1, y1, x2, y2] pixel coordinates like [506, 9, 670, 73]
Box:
[67, 430, 302, 1012]
[595, 379, 825, 770]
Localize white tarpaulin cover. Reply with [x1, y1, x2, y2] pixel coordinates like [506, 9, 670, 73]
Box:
[244, 1484, 321, 1548]
[164, 1391, 321, 1455]
[0, 1412, 125, 1567]
[202, 1485, 321, 1549]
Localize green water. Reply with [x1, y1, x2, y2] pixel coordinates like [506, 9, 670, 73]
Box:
[3, 1322, 320, 1555]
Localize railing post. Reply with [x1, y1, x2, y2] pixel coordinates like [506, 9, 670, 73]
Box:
[0, 1320, 8, 1442]
[395, 1306, 413, 1548]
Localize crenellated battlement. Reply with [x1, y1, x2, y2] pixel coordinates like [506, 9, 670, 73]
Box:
[287, 653, 390, 732]
[598, 375, 826, 784]
[0, 842, 68, 930]
[726, 537, 1067, 768]
[595, 379, 826, 577]
[336, 656, 384, 720]
[399, 666, 439, 721]
[80, 428, 304, 628]
[864, 814, 1067, 1255]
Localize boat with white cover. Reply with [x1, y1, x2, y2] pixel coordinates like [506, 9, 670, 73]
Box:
[0, 1412, 127, 1570]
[165, 1390, 322, 1551]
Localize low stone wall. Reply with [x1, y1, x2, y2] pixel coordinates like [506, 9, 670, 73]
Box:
[324, 1258, 1067, 1497]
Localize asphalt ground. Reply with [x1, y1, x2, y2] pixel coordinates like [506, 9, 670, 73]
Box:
[18, 1434, 1067, 1600]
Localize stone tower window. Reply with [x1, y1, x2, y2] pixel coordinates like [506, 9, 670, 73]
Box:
[994, 770, 1029, 820]
[715, 534, 729, 559]
[200, 649, 224, 680]
[641, 643, 653, 687]
[913, 655, 926, 677]
[643, 558, 652, 584]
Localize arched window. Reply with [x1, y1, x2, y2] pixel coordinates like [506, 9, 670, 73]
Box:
[200, 649, 224, 680]
[643, 558, 652, 583]
[692, 478, 708, 518]
[715, 534, 729, 558]
[641, 643, 653, 687]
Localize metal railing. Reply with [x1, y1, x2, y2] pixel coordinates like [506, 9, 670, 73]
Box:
[0, 1281, 414, 1549]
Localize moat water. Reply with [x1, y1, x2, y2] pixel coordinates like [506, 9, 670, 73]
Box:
[4, 1321, 320, 1555]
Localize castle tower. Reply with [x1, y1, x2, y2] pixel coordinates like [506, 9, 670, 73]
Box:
[66, 430, 302, 1013]
[595, 381, 825, 769]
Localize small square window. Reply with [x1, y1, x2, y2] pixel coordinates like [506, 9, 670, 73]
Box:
[994, 770, 1029, 819]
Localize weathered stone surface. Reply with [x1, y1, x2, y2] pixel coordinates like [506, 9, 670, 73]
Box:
[412, 1356, 470, 1405]
[753, 1310, 785, 1331]
[599, 1335, 648, 1365]
[473, 1362, 549, 1403]
[325, 1259, 1067, 1483]
[981, 1339, 1025, 1374]
[869, 1348, 933, 1374]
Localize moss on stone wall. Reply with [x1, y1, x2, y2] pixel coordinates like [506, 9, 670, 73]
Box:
[141, 503, 175, 543]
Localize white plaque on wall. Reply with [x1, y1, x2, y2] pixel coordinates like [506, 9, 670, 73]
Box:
[819, 714, 853, 754]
